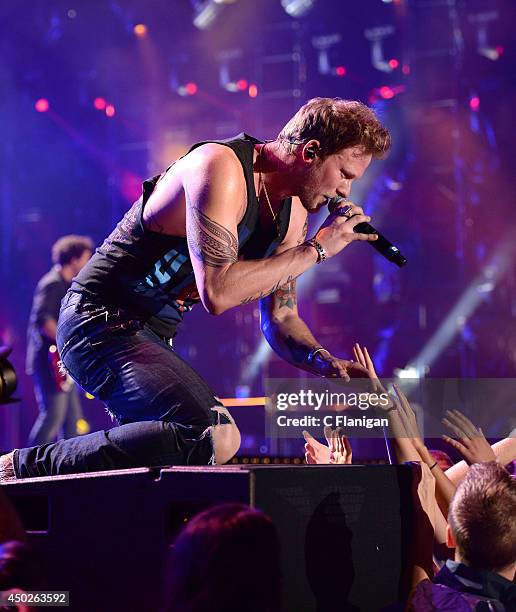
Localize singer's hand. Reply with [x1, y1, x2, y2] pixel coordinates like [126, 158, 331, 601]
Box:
[314, 201, 377, 258]
[309, 351, 368, 381]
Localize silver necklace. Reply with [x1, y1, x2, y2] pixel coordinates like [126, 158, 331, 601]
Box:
[258, 144, 280, 234]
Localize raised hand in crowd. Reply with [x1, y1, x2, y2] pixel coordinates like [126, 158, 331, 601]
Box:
[405, 462, 436, 600]
[350, 346, 453, 560]
[445, 435, 516, 486]
[352, 342, 389, 397]
[303, 426, 352, 465]
[442, 409, 496, 465]
[392, 384, 456, 520]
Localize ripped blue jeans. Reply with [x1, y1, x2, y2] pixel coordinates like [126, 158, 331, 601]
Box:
[13, 291, 220, 477]
[56, 291, 220, 429]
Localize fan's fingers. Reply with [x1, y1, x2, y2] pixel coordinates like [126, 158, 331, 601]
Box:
[353, 343, 367, 368]
[352, 345, 362, 366]
[363, 346, 378, 378]
[442, 435, 469, 457]
[302, 430, 316, 443]
[335, 427, 344, 455]
[444, 411, 473, 437]
[393, 384, 412, 415]
[450, 410, 479, 437]
[324, 425, 333, 447]
[442, 417, 466, 440]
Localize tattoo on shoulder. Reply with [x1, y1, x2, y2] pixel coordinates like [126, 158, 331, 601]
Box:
[188, 206, 238, 268]
[296, 217, 308, 246]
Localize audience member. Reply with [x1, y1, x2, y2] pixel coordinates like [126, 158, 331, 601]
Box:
[410, 461, 516, 610]
[162, 503, 282, 612]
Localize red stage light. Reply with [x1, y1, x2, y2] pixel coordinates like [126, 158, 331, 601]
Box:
[248, 84, 258, 98]
[185, 82, 198, 95]
[35, 98, 49, 113]
[94, 97, 106, 110]
[402, 64, 410, 75]
[105, 104, 116, 117]
[335, 66, 346, 77]
[388, 59, 399, 69]
[236, 79, 248, 91]
[379, 86, 395, 99]
[495, 45, 504, 56]
[469, 96, 480, 111]
[133, 24, 147, 37]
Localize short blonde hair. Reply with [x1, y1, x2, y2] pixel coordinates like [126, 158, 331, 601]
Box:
[278, 97, 391, 158]
[448, 462, 516, 571]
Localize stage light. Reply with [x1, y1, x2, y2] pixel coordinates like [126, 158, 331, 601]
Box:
[93, 97, 106, 110]
[388, 58, 399, 69]
[133, 23, 147, 37]
[105, 104, 116, 117]
[185, 82, 198, 95]
[193, 0, 222, 30]
[248, 84, 258, 98]
[67, 9, 77, 19]
[364, 25, 395, 73]
[35, 98, 49, 113]
[335, 66, 346, 77]
[312, 33, 343, 76]
[402, 64, 410, 75]
[379, 86, 395, 99]
[469, 11, 501, 61]
[400, 237, 514, 379]
[236, 79, 248, 90]
[394, 366, 421, 379]
[281, 0, 315, 18]
[469, 96, 480, 111]
[177, 82, 198, 96]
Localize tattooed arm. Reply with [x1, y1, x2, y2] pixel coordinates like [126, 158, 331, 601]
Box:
[258, 206, 321, 371]
[148, 143, 373, 327]
[182, 145, 321, 314]
[259, 206, 367, 379]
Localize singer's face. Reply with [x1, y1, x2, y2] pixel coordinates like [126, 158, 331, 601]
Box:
[298, 146, 372, 213]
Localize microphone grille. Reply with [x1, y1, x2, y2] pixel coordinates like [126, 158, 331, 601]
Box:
[327, 196, 347, 213]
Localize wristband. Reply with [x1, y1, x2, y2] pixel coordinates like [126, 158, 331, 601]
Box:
[429, 461, 438, 471]
[305, 238, 327, 264]
[307, 347, 331, 364]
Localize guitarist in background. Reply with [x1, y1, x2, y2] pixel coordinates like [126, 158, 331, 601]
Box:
[26, 235, 93, 444]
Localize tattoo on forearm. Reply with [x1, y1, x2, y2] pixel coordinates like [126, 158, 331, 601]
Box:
[240, 275, 296, 305]
[296, 217, 308, 245]
[188, 206, 238, 268]
[276, 279, 297, 310]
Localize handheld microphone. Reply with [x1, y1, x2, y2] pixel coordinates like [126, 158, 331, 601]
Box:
[327, 197, 407, 268]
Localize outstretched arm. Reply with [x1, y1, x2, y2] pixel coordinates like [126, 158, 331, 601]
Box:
[447, 436, 516, 485]
[259, 204, 368, 379]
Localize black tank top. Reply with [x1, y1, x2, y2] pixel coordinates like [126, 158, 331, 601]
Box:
[71, 133, 292, 337]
